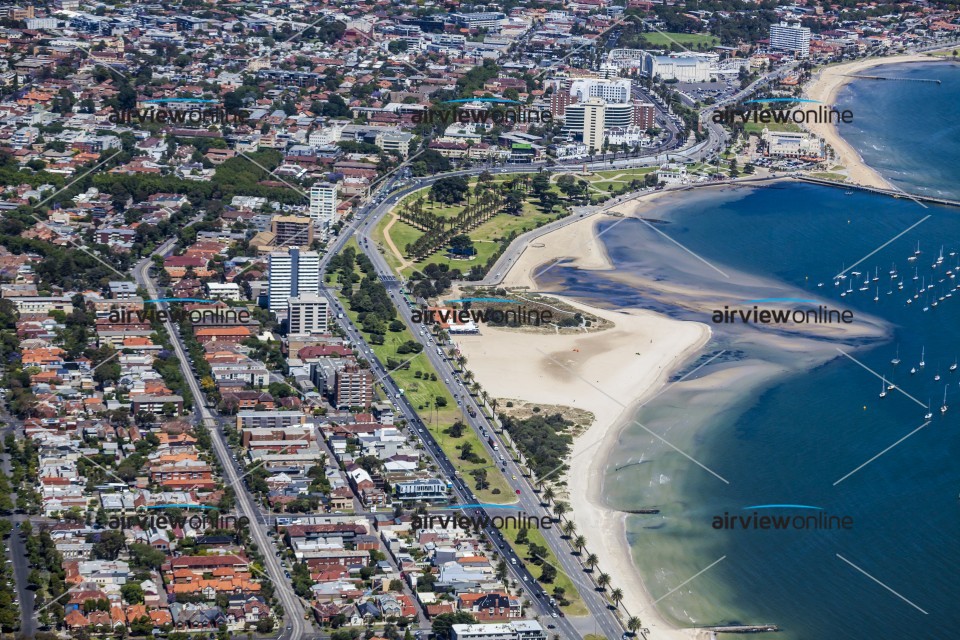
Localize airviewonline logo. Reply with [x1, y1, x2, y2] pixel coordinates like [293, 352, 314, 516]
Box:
[712, 505, 853, 530]
[412, 98, 553, 125]
[712, 98, 853, 126]
[107, 504, 250, 530]
[412, 503, 553, 531]
[108, 298, 252, 324]
[712, 298, 854, 324]
[410, 297, 554, 326]
[109, 98, 249, 125]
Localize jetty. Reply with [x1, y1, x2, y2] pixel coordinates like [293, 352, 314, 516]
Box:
[841, 74, 941, 84]
[701, 624, 780, 633]
[799, 176, 960, 209]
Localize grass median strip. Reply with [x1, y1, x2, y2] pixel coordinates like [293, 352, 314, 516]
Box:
[331, 239, 514, 504]
[500, 521, 588, 616]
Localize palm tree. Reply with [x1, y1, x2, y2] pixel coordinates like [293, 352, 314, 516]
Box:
[610, 588, 624, 609]
[552, 501, 569, 521]
[573, 535, 586, 554]
[561, 520, 576, 538]
[542, 486, 555, 504]
[585, 553, 599, 572]
[597, 572, 611, 591]
[627, 617, 642, 636]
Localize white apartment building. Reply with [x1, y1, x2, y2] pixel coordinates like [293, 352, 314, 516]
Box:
[770, 21, 811, 58]
[309, 123, 345, 147]
[268, 248, 320, 315]
[603, 102, 634, 129]
[569, 78, 632, 103]
[288, 293, 330, 334]
[582, 97, 606, 153]
[205, 282, 242, 301]
[309, 182, 338, 238]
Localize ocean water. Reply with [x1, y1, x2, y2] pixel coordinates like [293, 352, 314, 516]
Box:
[537, 62, 960, 639]
[835, 60, 960, 198]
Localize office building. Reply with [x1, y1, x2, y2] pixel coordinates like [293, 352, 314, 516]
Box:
[335, 365, 374, 408]
[642, 52, 719, 82]
[770, 21, 811, 58]
[451, 12, 507, 29]
[603, 102, 634, 129]
[569, 78, 632, 104]
[582, 98, 606, 153]
[288, 294, 330, 334]
[271, 215, 314, 248]
[309, 182, 338, 238]
[268, 249, 320, 315]
[375, 131, 414, 158]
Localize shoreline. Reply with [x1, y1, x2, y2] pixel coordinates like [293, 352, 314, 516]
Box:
[459, 199, 714, 640]
[802, 53, 951, 189]
[458, 180, 891, 638]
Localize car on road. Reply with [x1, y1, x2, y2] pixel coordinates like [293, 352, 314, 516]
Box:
[551, 613, 558, 618]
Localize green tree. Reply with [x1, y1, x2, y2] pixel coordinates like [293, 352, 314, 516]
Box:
[121, 582, 144, 604]
[431, 612, 478, 640]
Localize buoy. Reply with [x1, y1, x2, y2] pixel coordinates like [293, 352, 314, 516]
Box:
[863, 405, 867, 410]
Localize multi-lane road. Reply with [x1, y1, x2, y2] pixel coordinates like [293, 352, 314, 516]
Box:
[1, 417, 35, 638]
[133, 240, 310, 640]
[104, 65, 777, 640]
[344, 198, 629, 640]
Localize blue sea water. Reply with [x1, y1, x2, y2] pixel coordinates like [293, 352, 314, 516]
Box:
[835, 61, 960, 198]
[539, 62, 960, 639]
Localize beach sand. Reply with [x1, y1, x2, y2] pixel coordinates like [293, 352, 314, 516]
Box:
[802, 54, 948, 189]
[457, 180, 891, 637]
[458, 210, 713, 640]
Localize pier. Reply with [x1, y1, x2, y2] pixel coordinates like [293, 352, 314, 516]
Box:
[799, 176, 960, 209]
[701, 624, 780, 633]
[841, 74, 941, 84]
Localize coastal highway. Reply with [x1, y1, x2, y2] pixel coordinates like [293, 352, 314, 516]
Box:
[315, 286, 587, 640]
[347, 226, 628, 640]
[133, 240, 310, 640]
[313, 187, 587, 639]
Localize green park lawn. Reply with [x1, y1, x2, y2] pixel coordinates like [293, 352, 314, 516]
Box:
[642, 31, 719, 48]
[500, 521, 589, 616]
[377, 180, 566, 278]
[332, 239, 514, 504]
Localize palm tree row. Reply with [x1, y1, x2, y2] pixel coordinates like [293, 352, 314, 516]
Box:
[537, 480, 645, 635]
[450, 342, 643, 633]
[399, 189, 506, 261]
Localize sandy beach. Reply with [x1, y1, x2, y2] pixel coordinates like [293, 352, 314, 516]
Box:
[456, 178, 893, 637]
[802, 54, 949, 188]
[458, 206, 713, 640]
